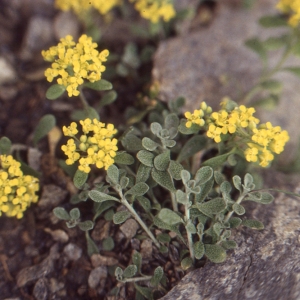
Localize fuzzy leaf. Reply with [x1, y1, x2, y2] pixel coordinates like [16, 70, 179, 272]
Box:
[0, 137, 11, 155]
[122, 134, 143, 151]
[196, 178, 214, 203]
[86, 232, 99, 256]
[73, 170, 88, 188]
[228, 217, 242, 228]
[70, 208, 80, 220]
[120, 177, 130, 189]
[180, 170, 191, 184]
[115, 266, 123, 280]
[260, 80, 283, 94]
[154, 150, 170, 171]
[242, 219, 264, 230]
[113, 210, 131, 224]
[102, 237, 115, 251]
[84, 79, 112, 91]
[136, 196, 151, 212]
[136, 164, 151, 183]
[157, 208, 182, 225]
[132, 251, 142, 272]
[78, 220, 94, 231]
[137, 150, 154, 167]
[176, 190, 188, 204]
[243, 173, 255, 191]
[93, 201, 115, 221]
[125, 182, 149, 196]
[142, 137, 159, 151]
[167, 160, 184, 180]
[214, 171, 225, 185]
[262, 36, 288, 51]
[151, 169, 176, 192]
[53, 207, 70, 220]
[205, 244, 227, 263]
[259, 15, 287, 27]
[245, 38, 267, 63]
[283, 67, 300, 78]
[194, 241, 205, 259]
[89, 190, 119, 202]
[197, 197, 226, 217]
[202, 152, 232, 169]
[220, 181, 232, 195]
[186, 223, 197, 234]
[162, 139, 176, 148]
[232, 203, 246, 215]
[221, 240, 237, 250]
[165, 113, 179, 130]
[114, 152, 135, 165]
[181, 257, 193, 270]
[195, 166, 213, 185]
[123, 265, 137, 278]
[150, 266, 164, 287]
[33, 114, 56, 146]
[178, 120, 201, 134]
[99, 90, 117, 107]
[156, 233, 171, 243]
[233, 175, 242, 192]
[46, 84, 66, 100]
[150, 122, 162, 135]
[177, 135, 206, 163]
[134, 284, 153, 300]
[107, 164, 119, 185]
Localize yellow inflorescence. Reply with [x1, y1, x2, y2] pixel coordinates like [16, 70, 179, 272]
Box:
[184, 102, 212, 128]
[0, 155, 39, 219]
[42, 35, 109, 97]
[277, 0, 300, 27]
[184, 100, 289, 167]
[55, 0, 122, 16]
[61, 119, 118, 173]
[130, 0, 176, 23]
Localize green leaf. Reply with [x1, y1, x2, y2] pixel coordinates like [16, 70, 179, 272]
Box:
[83, 79, 112, 91]
[176, 190, 188, 204]
[136, 164, 151, 183]
[142, 137, 159, 151]
[46, 84, 66, 100]
[195, 166, 213, 185]
[180, 170, 191, 184]
[53, 207, 70, 220]
[168, 160, 184, 180]
[99, 90, 117, 107]
[132, 251, 142, 272]
[181, 257, 193, 270]
[156, 233, 171, 243]
[107, 164, 119, 185]
[157, 208, 182, 225]
[205, 244, 227, 263]
[115, 266, 123, 280]
[214, 171, 225, 185]
[73, 170, 88, 188]
[260, 80, 283, 94]
[134, 284, 153, 300]
[70, 208, 80, 220]
[123, 265, 137, 278]
[243, 173, 255, 191]
[221, 240, 237, 250]
[102, 237, 115, 251]
[154, 151, 170, 171]
[228, 217, 242, 228]
[0, 137, 11, 155]
[137, 150, 154, 167]
[121, 133, 143, 152]
[86, 231, 99, 256]
[150, 122, 162, 135]
[151, 169, 176, 192]
[177, 135, 206, 163]
[283, 66, 300, 78]
[232, 203, 245, 215]
[113, 210, 131, 224]
[202, 152, 232, 169]
[194, 241, 205, 259]
[93, 201, 115, 221]
[150, 266, 164, 287]
[178, 120, 201, 134]
[186, 222, 197, 234]
[122, 43, 140, 69]
[165, 113, 179, 130]
[125, 182, 149, 196]
[196, 178, 214, 203]
[242, 219, 264, 230]
[259, 15, 287, 27]
[162, 139, 176, 148]
[197, 197, 226, 218]
[120, 177, 129, 189]
[245, 38, 267, 63]
[114, 152, 135, 165]
[233, 175, 242, 192]
[89, 190, 119, 202]
[33, 114, 56, 146]
[262, 36, 288, 50]
[136, 196, 151, 212]
[78, 220, 94, 231]
[220, 181, 232, 195]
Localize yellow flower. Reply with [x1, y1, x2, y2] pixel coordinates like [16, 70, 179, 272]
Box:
[42, 35, 109, 97]
[277, 0, 300, 26]
[61, 119, 118, 173]
[0, 155, 39, 219]
[130, 0, 176, 23]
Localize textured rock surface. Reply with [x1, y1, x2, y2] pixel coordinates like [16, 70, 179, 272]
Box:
[153, 0, 300, 161]
[162, 172, 300, 300]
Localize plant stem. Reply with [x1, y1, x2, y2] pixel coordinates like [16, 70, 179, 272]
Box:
[78, 87, 89, 108]
[119, 192, 161, 249]
[121, 276, 152, 283]
[224, 193, 246, 223]
[171, 192, 178, 212]
[184, 194, 195, 263]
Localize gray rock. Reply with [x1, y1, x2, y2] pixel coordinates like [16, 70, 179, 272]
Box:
[88, 266, 107, 289]
[38, 184, 68, 209]
[162, 172, 300, 300]
[153, 0, 300, 161]
[120, 219, 139, 239]
[0, 56, 17, 84]
[33, 278, 48, 300]
[63, 243, 82, 261]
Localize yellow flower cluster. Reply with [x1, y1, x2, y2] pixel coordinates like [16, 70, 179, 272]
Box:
[0, 155, 39, 219]
[55, 0, 122, 16]
[61, 119, 118, 173]
[277, 0, 300, 27]
[245, 122, 290, 167]
[42, 35, 109, 97]
[130, 0, 176, 23]
[184, 102, 212, 128]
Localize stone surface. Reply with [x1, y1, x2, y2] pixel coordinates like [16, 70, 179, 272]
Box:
[162, 172, 300, 300]
[88, 266, 107, 289]
[119, 219, 139, 239]
[38, 184, 68, 209]
[153, 0, 300, 161]
[63, 243, 82, 261]
[0, 56, 17, 84]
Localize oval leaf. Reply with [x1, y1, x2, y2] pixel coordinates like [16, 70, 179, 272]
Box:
[46, 84, 66, 100]
[113, 210, 131, 224]
[99, 90, 117, 107]
[70, 208, 80, 219]
[89, 190, 119, 202]
[150, 266, 164, 287]
[123, 265, 137, 278]
[205, 244, 227, 263]
[181, 257, 193, 270]
[154, 150, 170, 171]
[177, 135, 206, 163]
[83, 79, 112, 91]
[114, 152, 135, 165]
[194, 241, 205, 260]
[33, 114, 56, 145]
[197, 197, 226, 217]
[202, 152, 232, 169]
[242, 219, 264, 230]
[0, 137, 11, 155]
[157, 208, 182, 225]
[168, 160, 184, 180]
[73, 169, 88, 188]
[107, 164, 119, 185]
[53, 207, 70, 220]
[232, 203, 246, 215]
[137, 150, 154, 167]
[195, 166, 213, 185]
[142, 137, 159, 151]
[78, 220, 94, 231]
[151, 169, 176, 192]
[125, 182, 149, 196]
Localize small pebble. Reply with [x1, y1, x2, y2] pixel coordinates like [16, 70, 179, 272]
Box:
[63, 243, 82, 261]
[120, 219, 139, 239]
[44, 228, 69, 243]
[91, 254, 118, 267]
[88, 266, 107, 289]
[33, 278, 48, 300]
